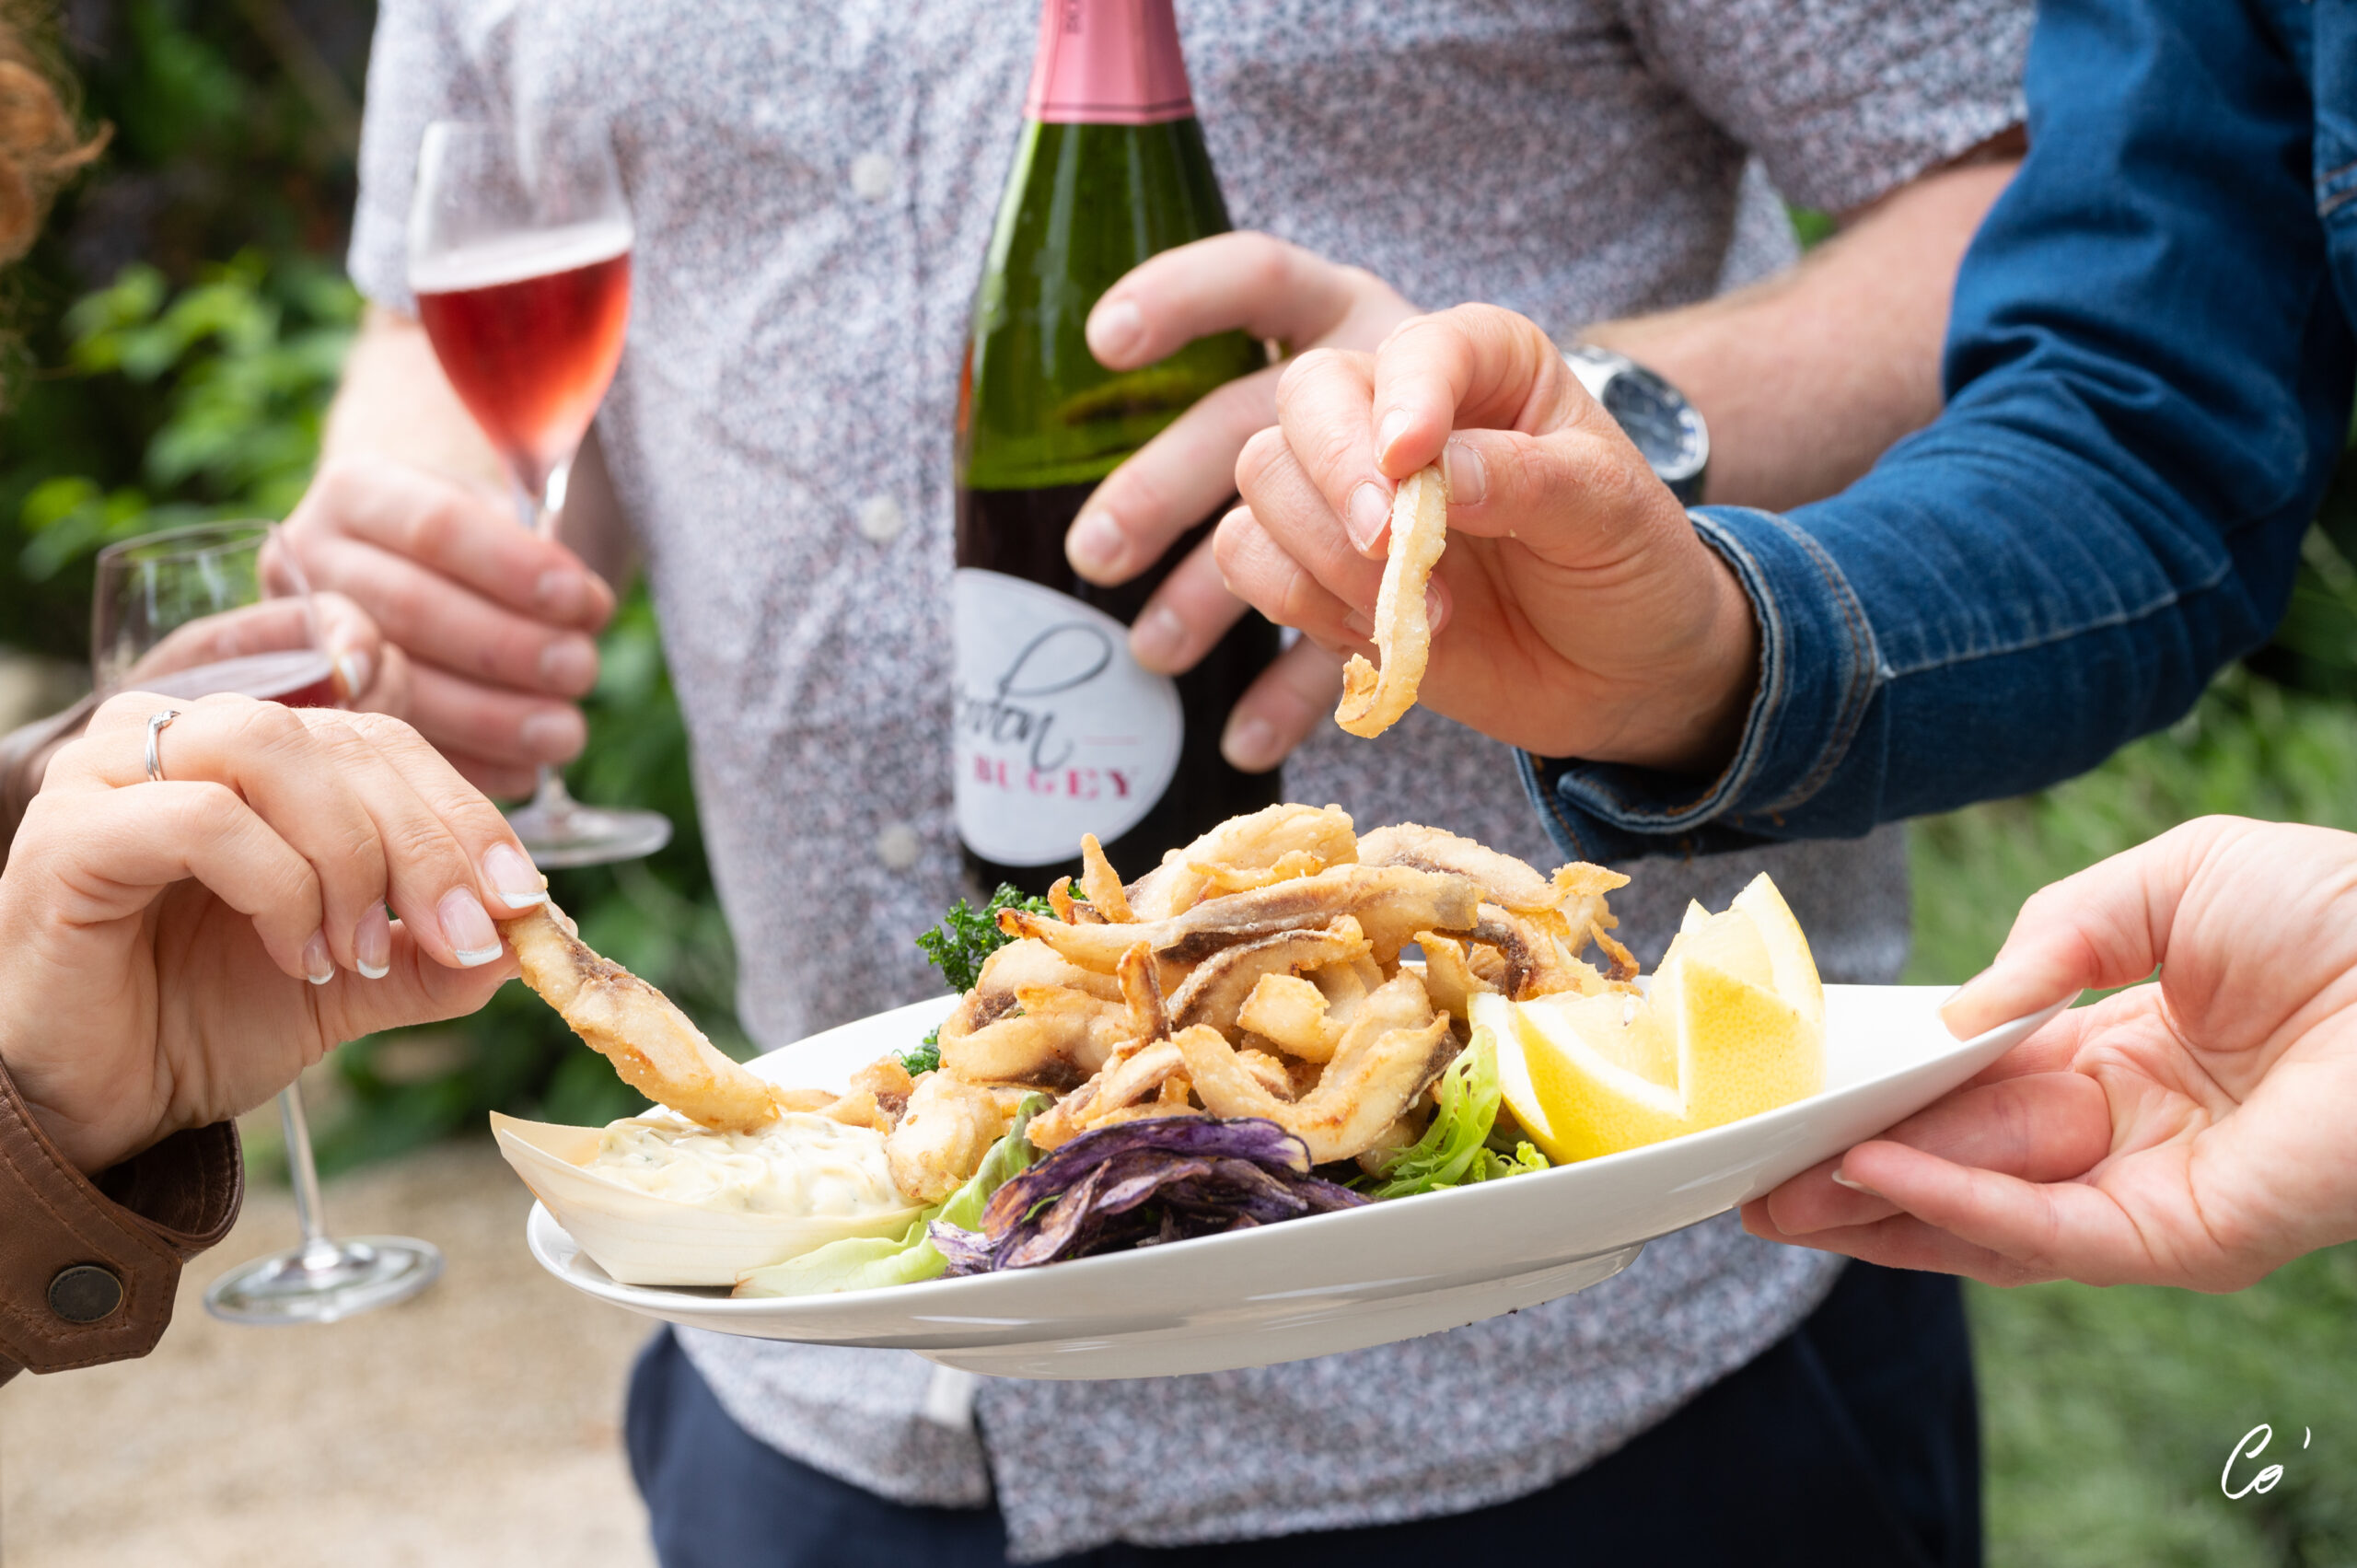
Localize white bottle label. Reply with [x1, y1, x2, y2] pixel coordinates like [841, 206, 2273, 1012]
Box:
[953, 568, 1183, 866]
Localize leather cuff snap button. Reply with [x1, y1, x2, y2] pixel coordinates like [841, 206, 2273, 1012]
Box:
[48, 1264, 123, 1324]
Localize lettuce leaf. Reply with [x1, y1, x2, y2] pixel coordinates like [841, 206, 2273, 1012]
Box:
[1360, 1025, 1548, 1200]
[733, 1094, 1051, 1297]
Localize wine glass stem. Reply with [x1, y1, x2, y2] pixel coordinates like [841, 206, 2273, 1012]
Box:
[278, 1085, 335, 1256]
[531, 764, 581, 821]
[516, 460, 580, 826]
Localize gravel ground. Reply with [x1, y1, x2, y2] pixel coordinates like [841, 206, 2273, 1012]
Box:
[0, 1134, 659, 1568]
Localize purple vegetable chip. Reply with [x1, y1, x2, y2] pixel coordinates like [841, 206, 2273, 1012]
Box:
[942, 1116, 1368, 1275]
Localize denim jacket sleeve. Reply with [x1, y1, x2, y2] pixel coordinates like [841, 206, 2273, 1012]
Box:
[1526, 0, 2357, 865]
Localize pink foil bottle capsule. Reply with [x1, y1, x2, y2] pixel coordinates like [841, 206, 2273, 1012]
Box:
[1025, 0, 1197, 124]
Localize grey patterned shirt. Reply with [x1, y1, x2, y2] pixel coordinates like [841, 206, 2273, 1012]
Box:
[351, 2, 2024, 1557]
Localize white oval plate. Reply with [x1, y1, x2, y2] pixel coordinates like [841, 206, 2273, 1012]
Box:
[523, 983, 2067, 1380]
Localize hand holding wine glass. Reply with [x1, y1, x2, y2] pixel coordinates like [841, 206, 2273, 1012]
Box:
[104, 587, 413, 715]
[404, 113, 668, 866]
[278, 452, 611, 798]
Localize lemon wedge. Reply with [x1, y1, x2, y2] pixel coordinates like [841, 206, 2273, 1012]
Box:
[1478, 873, 1825, 1163]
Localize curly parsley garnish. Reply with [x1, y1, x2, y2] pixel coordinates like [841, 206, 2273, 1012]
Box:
[913, 884, 1054, 994]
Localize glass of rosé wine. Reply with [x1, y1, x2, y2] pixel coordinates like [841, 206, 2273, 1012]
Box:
[92, 520, 447, 1326]
[405, 114, 669, 868]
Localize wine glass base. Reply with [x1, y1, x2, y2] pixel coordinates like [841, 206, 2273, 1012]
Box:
[506, 799, 672, 869]
[203, 1236, 444, 1326]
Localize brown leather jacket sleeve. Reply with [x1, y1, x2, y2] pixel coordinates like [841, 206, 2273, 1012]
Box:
[0, 1055, 241, 1380]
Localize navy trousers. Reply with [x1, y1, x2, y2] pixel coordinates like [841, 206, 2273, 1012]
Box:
[626, 1260, 1980, 1567]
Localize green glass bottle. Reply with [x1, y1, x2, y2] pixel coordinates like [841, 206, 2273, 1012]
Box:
[953, 0, 1279, 895]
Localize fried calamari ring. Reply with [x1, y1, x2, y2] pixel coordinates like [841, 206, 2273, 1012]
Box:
[1335, 463, 1448, 739]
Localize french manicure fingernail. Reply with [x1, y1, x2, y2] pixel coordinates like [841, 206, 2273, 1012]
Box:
[439, 888, 503, 967]
[301, 929, 335, 985]
[539, 636, 598, 694]
[1088, 297, 1144, 361]
[333, 648, 373, 703]
[355, 906, 391, 979]
[1829, 1169, 1882, 1197]
[519, 709, 585, 763]
[1067, 509, 1128, 579]
[1376, 409, 1412, 461]
[1130, 605, 1188, 669]
[1443, 437, 1486, 505]
[485, 842, 549, 910]
[1223, 716, 1280, 772]
[1346, 483, 1392, 552]
[1424, 582, 1446, 633]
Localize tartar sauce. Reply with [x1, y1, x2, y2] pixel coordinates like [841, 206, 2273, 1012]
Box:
[586, 1112, 907, 1216]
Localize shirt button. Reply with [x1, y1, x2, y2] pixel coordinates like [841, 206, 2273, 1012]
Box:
[850, 151, 896, 203]
[876, 821, 923, 871]
[49, 1263, 123, 1324]
[857, 495, 907, 543]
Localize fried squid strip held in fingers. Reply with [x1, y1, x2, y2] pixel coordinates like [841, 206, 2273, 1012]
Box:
[1335, 464, 1447, 739]
[503, 905, 783, 1133]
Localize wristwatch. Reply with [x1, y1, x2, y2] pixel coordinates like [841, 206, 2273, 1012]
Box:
[1562, 343, 1710, 505]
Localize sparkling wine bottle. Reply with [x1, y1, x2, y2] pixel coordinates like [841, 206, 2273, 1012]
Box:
[955, 0, 1280, 897]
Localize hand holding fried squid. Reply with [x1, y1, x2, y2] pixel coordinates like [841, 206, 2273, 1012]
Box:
[0, 694, 528, 1177]
[1216, 304, 1759, 771]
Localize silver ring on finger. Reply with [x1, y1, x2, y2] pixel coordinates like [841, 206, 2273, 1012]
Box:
[145, 709, 181, 784]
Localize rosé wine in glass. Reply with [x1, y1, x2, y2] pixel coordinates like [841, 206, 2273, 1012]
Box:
[413, 221, 633, 500]
[134, 647, 340, 710]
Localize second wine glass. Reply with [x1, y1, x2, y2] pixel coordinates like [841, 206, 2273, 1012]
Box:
[407, 113, 669, 868]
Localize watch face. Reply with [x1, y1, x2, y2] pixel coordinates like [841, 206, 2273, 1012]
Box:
[1597, 372, 1708, 487]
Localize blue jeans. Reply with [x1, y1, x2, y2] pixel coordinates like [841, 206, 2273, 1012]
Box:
[625, 1260, 1980, 1568]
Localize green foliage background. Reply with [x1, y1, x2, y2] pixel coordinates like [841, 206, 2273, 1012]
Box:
[0, 0, 698, 1166]
[1, 16, 2350, 1564]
